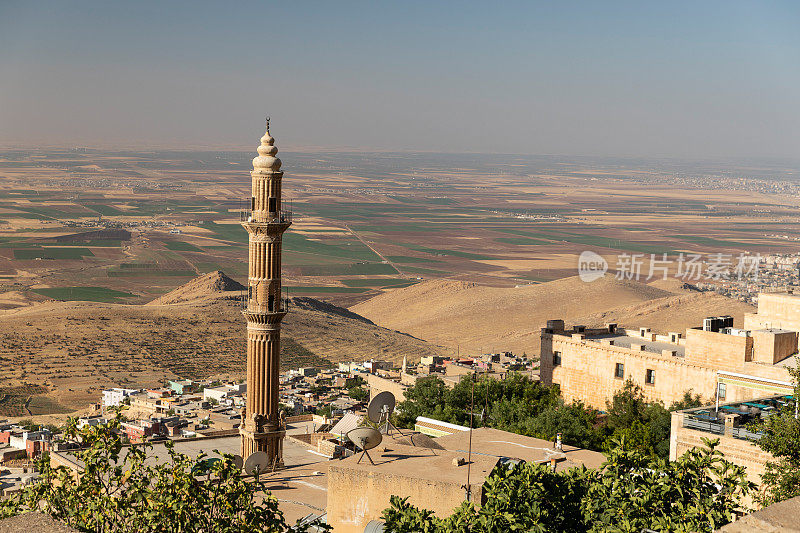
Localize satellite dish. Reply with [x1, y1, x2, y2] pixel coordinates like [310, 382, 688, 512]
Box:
[244, 451, 268, 476]
[232, 454, 244, 470]
[346, 427, 382, 465]
[367, 391, 404, 436]
[368, 391, 396, 424]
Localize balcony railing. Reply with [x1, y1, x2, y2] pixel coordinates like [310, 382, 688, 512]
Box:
[240, 294, 290, 314]
[239, 209, 292, 225]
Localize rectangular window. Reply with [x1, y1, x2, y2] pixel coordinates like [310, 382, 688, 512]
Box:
[268, 197, 277, 213]
[614, 363, 624, 379]
[552, 351, 561, 366]
[251, 197, 255, 210]
[645, 369, 656, 385]
[718, 383, 727, 401]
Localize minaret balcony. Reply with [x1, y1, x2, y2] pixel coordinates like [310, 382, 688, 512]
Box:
[241, 296, 290, 316]
[239, 209, 292, 226]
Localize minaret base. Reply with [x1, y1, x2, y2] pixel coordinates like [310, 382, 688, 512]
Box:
[240, 427, 285, 472]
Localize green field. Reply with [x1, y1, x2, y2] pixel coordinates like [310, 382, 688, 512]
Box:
[31, 286, 136, 302]
[164, 241, 204, 252]
[402, 243, 494, 260]
[340, 278, 416, 288]
[14, 247, 95, 260]
[286, 286, 371, 294]
[496, 237, 552, 245]
[385, 255, 442, 263]
[295, 262, 398, 276]
[107, 269, 195, 277]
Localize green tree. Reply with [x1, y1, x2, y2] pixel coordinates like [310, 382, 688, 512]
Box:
[347, 385, 369, 402]
[753, 358, 800, 506]
[0, 416, 328, 532]
[382, 438, 753, 533]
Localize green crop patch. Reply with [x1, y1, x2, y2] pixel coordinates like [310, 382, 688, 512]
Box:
[107, 269, 195, 278]
[32, 286, 136, 302]
[283, 233, 381, 262]
[296, 262, 398, 276]
[164, 241, 204, 252]
[14, 247, 95, 260]
[197, 221, 249, 243]
[496, 237, 552, 245]
[385, 255, 442, 263]
[402, 243, 494, 260]
[340, 278, 415, 287]
[285, 286, 371, 294]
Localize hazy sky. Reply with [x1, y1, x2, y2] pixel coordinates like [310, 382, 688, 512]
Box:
[1, 1, 799, 158]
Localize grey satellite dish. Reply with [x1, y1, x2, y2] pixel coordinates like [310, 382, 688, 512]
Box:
[367, 391, 404, 435]
[232, 454, 244, 471]
[346, 426, 382, 465]
[368, 391, 396, 423]
[244, 451, 269, 476]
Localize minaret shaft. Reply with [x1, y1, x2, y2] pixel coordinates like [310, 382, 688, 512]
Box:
[240, 122, 290, 466]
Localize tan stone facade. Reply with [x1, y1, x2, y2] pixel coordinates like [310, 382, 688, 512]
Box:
[540, 294, 798, 409]
[239, 121, 291, 466]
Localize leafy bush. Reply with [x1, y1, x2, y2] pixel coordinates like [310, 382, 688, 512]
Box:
[382, 438, 754, 533]
[0, 417, 327, 532]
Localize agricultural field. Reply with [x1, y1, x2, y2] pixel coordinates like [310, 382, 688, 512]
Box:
[0, 148, 799, 310]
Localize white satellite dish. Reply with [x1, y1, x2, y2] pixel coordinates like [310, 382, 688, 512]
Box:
[244, 451, 269, 476]
[346, 426, 382, 465]
[367, 391, 403, 435]
[232, 454, 244, 471]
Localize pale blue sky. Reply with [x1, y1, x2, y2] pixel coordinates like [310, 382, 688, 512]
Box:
[1, 1, 798, 158]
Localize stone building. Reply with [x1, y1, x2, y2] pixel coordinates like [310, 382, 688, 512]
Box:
[540, 292, 798, 409]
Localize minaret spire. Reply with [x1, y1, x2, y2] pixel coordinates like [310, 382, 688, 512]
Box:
[240, 120, 291, 467]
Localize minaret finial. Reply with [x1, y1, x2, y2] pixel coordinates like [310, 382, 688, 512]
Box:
[265, 116, 270, 133]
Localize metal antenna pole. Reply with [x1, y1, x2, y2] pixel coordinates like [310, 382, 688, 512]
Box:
[464, 371, 475, 502]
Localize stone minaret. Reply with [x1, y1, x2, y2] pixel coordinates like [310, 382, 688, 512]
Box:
[240, 119, 291, 466]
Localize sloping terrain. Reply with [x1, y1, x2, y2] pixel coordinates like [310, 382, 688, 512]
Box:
[573, 291, 755, 332]
[0, 273, 445, 415]
[350, 274, 751, 357]
[147, 271, 245, 305]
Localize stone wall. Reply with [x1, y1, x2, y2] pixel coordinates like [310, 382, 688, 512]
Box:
[367, 373, 408, 403]
[327, 463, 481, 533]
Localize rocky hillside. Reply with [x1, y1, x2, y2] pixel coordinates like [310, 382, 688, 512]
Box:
[0, 272, 446, 416]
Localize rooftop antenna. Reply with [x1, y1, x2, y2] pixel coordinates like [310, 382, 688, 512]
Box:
[232, 454, 244, 471]
[347, 426, 382, 465]
[367, 391, 404, 436]
[462, 371, 476, 502]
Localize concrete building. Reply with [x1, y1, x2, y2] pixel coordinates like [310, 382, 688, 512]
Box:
[203, 384, 245, 404]
[240, 119, 292, 465]
[669, 394, 793, 494]
[168, 380, 195, 395]
[101, 388, 139, 409]
[540, 293, 798, 409]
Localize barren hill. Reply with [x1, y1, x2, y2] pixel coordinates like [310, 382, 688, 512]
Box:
[350, 275, 751, 357]
[573, 291, 755, 332]
[147, 271, 245, 305]
[0, 274, 445, 417]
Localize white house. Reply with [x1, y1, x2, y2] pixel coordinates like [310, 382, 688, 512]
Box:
[102, 388, 140, 408]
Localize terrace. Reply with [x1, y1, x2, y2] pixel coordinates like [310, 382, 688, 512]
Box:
[679, 394, 796, 442]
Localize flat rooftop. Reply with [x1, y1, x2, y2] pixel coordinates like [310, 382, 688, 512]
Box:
[433, 427, 606, 470]
[53, 421, 331, 524]
[587, 333, 686, 357]
[329, 441, 498, 490]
